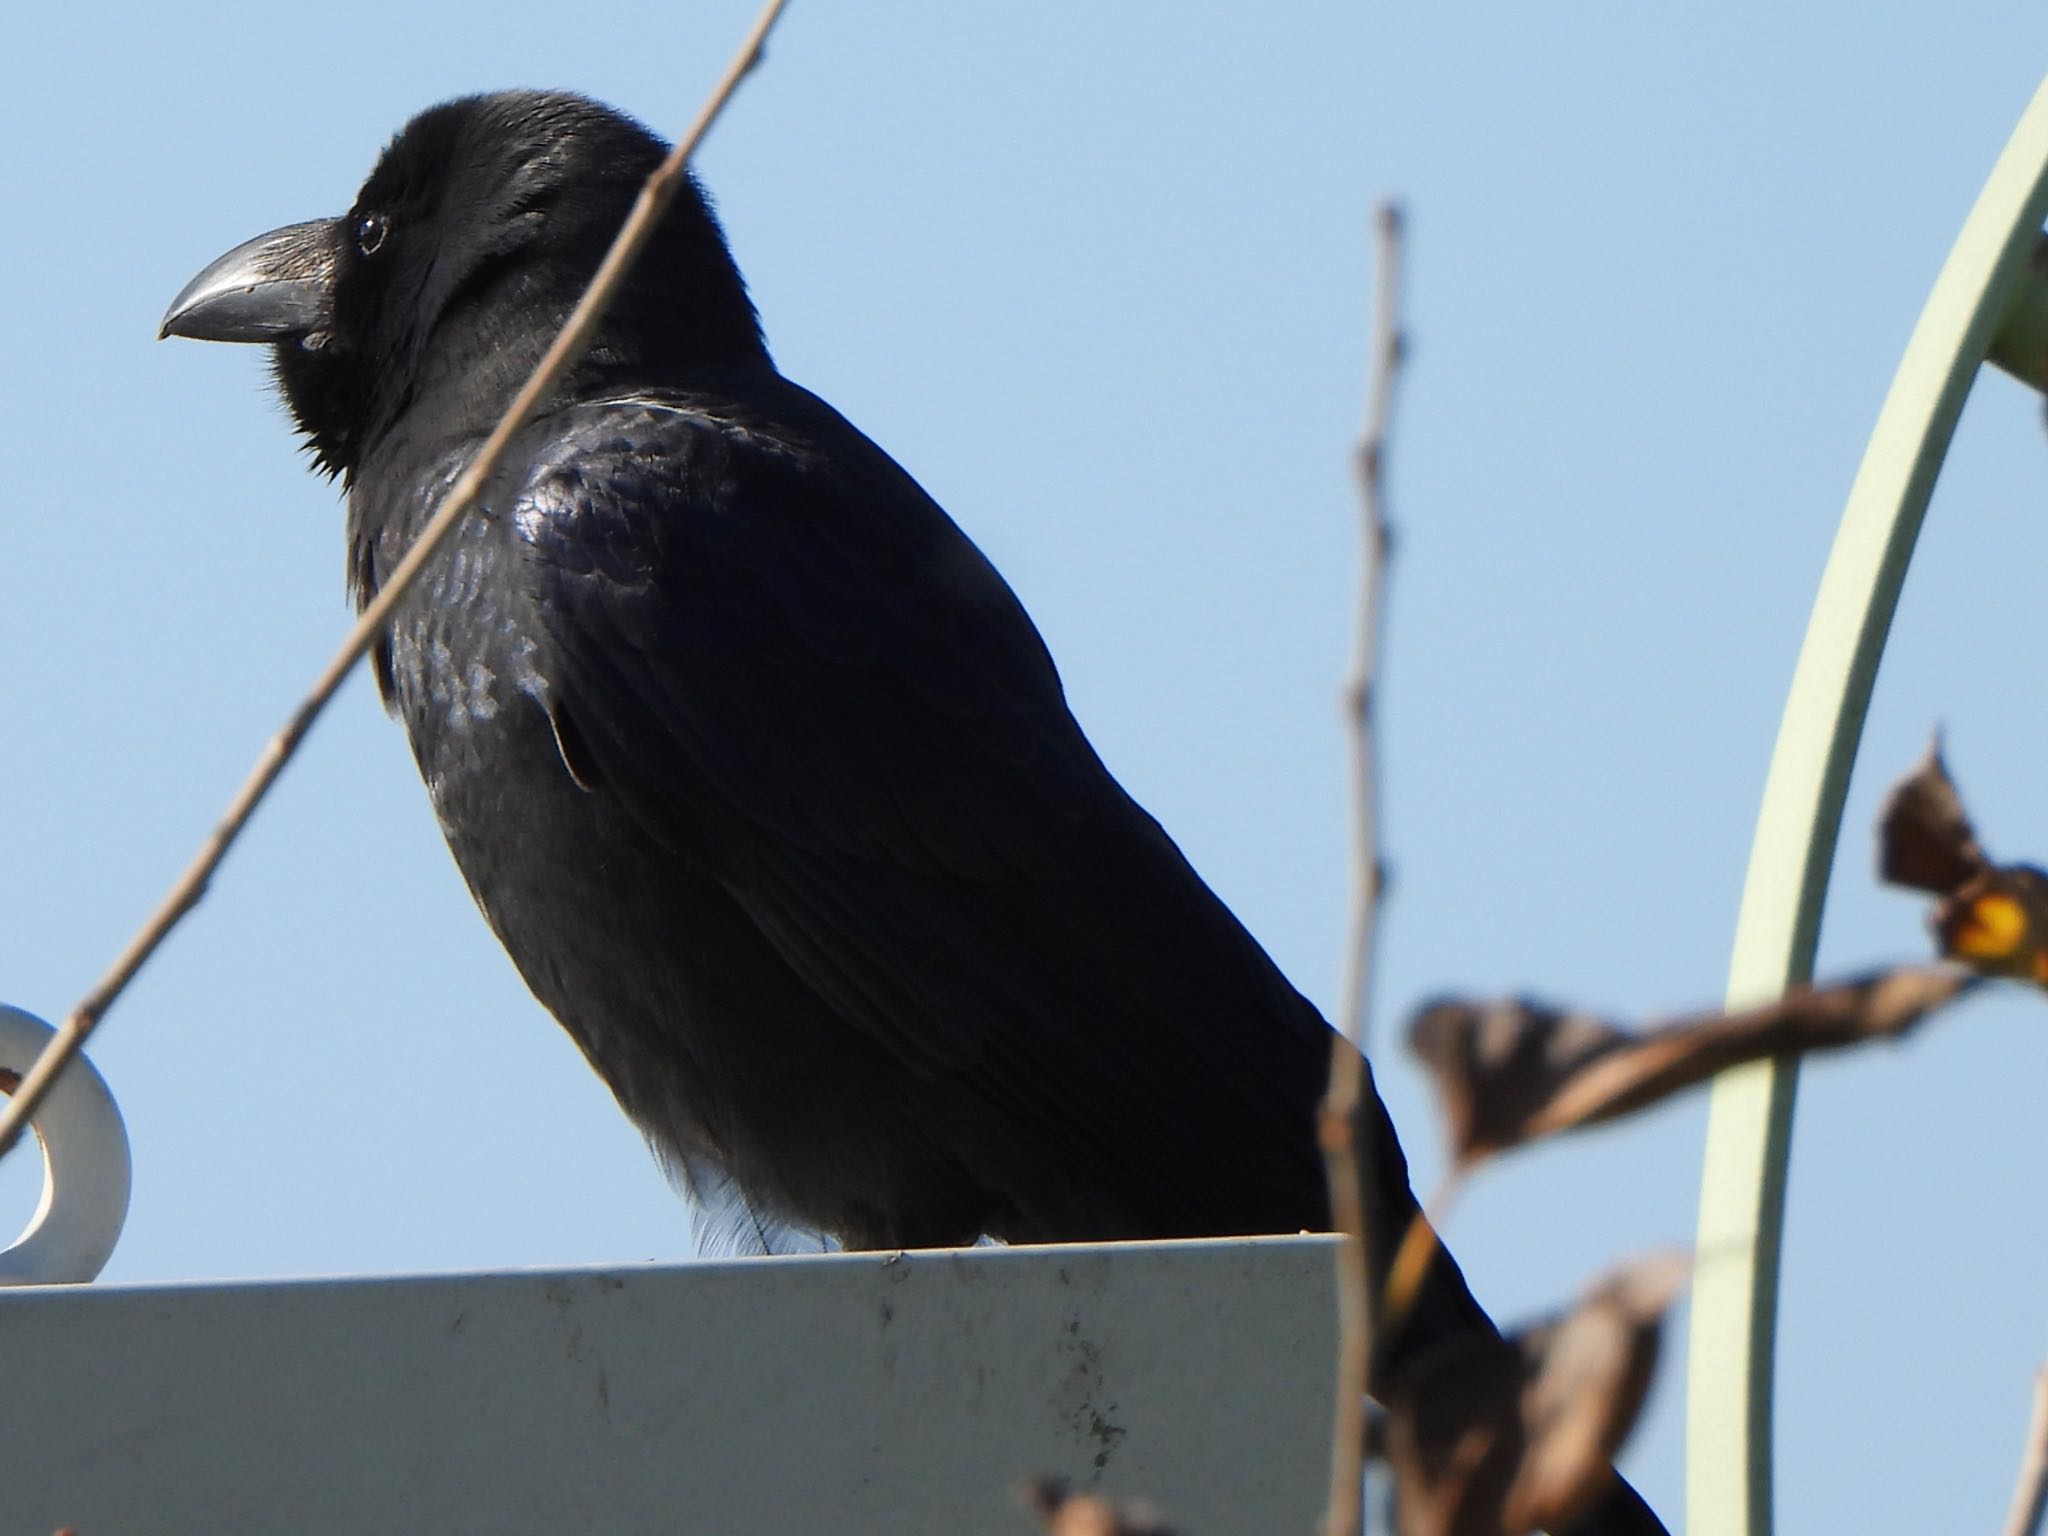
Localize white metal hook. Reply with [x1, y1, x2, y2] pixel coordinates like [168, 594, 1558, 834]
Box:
[0, 1005, 131, 1285]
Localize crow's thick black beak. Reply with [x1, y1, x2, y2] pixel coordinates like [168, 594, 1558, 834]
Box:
[159, 219, 342, 343]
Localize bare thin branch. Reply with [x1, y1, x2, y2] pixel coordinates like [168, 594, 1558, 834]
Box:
[2001, 1364, 2048, 1536]
[0, 0, 793, 1161]
[1338, 201, 1404, 1059]
[1382, 1173, 1464, 1333]
[1320, 198, 1406, 1536]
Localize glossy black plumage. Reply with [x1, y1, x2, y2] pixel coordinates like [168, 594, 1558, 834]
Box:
[164, 90, 1664, 1533]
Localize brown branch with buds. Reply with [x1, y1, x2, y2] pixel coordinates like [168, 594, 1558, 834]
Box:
[1320, 199, 1407, 1536]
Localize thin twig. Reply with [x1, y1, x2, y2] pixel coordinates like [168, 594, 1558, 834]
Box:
[0, 0, 793, 1161]
[1380, 1170, 1464, 1335]
[2001, 1363, 2048, 1536]
[1318, 200, 1406, 1536]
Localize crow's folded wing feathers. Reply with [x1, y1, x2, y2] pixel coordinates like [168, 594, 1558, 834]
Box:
[507, 386, 1334, 1233]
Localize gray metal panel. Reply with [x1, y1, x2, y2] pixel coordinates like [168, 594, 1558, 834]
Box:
[3, 1236, 1337, 1534]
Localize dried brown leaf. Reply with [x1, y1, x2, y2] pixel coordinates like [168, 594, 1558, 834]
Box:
[1022, 1480, 1176, 1536]
[1380, 1252, 1687, 1536]
[1407, 1001, 1631, 1164]
[1408, 967, 1973, 1168]
[1878, 742, 2048, 985]
[1879, 738, 1989, 895]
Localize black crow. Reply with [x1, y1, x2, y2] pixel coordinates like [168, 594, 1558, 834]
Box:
[163, 91, 1663, 1532]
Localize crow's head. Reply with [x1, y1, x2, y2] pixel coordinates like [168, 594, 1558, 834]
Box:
[161, 90, 766, 480]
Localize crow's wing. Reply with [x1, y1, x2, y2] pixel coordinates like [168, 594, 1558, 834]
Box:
[507, 383, 1339, 1236]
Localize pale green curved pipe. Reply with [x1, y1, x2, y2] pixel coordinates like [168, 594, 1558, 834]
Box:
[1687, 74, 2048, 1536]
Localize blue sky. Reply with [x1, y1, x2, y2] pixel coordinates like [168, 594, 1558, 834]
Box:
[4, 4, 2048, 1529]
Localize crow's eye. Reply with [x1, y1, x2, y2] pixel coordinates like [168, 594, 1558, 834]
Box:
[356, 213, 390, 256]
